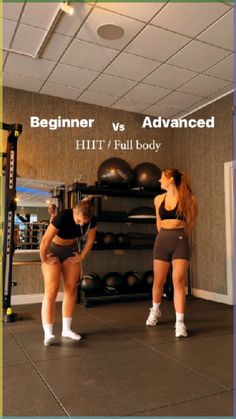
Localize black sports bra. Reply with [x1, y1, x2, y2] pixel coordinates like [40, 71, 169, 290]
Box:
[159, 197, 185, 221]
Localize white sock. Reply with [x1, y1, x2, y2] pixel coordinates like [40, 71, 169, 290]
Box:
[62, 317, 81, 341]
[176, 312, 184, 323]
[43, 323, 54, 338]
[43, 323, 55, 345]
[153, 302, 161, 312]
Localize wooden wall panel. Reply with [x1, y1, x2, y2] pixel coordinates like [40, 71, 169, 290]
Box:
[4, 87, 233, 298]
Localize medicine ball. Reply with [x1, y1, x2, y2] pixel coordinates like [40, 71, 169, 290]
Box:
[133, 162, 161, 190]
[103, 232, 117, 246]
[143, 270, 154, 287]
[116, 233, 130, 247]
[103, 272, 124, 292]
[128, 206, 156, 219]
[97, 158, 133, 185]
[94, 231, 104, 246]
[123, 271, 143, 289]
[80, 273, 102, 292]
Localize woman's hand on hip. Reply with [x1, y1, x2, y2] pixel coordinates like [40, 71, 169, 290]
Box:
[42, 253, 60, 265]
[65, 252, 82, 264]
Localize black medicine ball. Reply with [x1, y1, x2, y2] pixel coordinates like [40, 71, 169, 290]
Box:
[133, 162, 161, 190]
[103, 272, 124, 292]
[103, 232, 117, 246]
[97, 158, 133, 185]
[143, 270, 154, 287]
[123, 271, 143, 288]
[80, 273, 102, 292]
[116, 233, 130, 246]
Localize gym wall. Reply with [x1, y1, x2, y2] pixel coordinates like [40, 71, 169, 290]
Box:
[167, 94, 233, 296]
[3, 86, 172, 182]
[3, 87, 233, 301]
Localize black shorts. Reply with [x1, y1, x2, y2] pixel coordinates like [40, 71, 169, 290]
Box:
[48, 242, 78, 262]
[153, 228, 190, 262]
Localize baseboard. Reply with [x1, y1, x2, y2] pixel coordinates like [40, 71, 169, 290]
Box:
[190, 287, 233, 305]
[11, 292, 64, 306]
[11, 289, 233, 306]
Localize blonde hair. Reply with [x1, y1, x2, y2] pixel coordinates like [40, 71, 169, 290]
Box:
[75, 197, 95, 219]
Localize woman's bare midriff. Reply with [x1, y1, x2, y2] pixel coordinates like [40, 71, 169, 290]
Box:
[160, 219, 186, 229]
[52, 235, 77, 246]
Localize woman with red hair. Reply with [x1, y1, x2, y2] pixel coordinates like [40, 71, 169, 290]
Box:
[146, 168, 198, 337]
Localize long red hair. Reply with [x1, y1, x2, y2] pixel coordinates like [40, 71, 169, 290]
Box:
[164, 168, 197, 229]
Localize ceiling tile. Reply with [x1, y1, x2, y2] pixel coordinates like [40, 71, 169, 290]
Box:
[48, 63, 99, 89]
[157, 91, 202, 110]
[143, 103, 178, 118]
[61, 39, 119, 72]
[76, 7, 145, 50]
[11, 23, 47, 56]
[167, 40, 230, 72]
[104, 52, 161, 81]
[197, 10, 233, 51]
[21, 3, 60, 30]
[96, 2, 166, 22]
[144, 64, 198, 89]
[78, 91, 119, 107]
[176, 98, 219, 118]
[88, 74, 137, 96]
[4, 53, 56, 80]
[3, 3, 24, 21]
[55, 3, 92, 37]
[3, 72, 44, 92]
[41, 34, 72, 61]
[112, 98, 150, 113]
[151, 2, 231, 37]
[124, 83, 171, 104]
[178, 74, 231, 97]
[125, 25, 190, 61]
[204, 54, 234, 81]
[41, 82, 84, 100]
[3, 19, 17, 49]
[207, 84, 234, 100]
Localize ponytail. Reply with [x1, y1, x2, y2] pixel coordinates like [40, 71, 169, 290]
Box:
[164, 168, 197, 230]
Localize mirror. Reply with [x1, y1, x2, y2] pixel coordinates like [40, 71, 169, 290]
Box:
[13, 178, 64, 262]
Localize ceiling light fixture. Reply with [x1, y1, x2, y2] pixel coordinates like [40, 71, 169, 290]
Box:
[60, 2, 74, 16]
[97, 24, 124, 40]
[3, 2, 74, 59]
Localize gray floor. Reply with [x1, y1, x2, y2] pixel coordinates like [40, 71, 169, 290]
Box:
[3, 298, 234, 416]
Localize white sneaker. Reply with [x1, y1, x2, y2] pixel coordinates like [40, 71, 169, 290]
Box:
[175, 321, 187, 338]
[44, 334, 55, 346]
[146, 308, 161, 326]
[61, 330, 82, 341]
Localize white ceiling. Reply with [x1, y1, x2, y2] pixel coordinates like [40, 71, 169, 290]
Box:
[2, 1, 234, 118]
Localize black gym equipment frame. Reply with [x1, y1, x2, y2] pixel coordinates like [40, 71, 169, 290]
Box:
[1, 122, 22, 321]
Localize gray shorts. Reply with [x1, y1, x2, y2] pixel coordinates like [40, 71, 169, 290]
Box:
[48, 242, 78, 262]
[153, 228, 190, 262]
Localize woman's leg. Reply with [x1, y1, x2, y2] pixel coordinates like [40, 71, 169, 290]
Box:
[172, 259, 189, 337]
[153, 259, 170, 303]
[146, 259, 170, 326]
[41, 262, 61, 345]
[61, 261, 81, 340]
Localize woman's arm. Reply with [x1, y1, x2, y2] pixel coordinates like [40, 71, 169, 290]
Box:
[39, 223, 58, 263]
[154, 196, 163, 233]
[80, 227, 97, 260]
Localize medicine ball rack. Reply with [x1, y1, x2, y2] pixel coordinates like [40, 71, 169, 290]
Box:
[67, 182, 174, 307]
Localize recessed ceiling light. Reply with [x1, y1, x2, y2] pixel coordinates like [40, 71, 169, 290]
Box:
[97, 24, 124, 40]
[60, 2, 74, 15]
